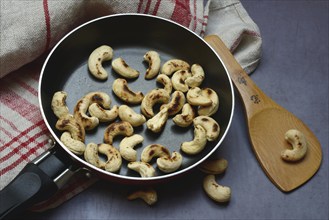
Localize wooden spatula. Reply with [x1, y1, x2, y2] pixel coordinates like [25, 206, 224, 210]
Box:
[205, 35, 322, 192]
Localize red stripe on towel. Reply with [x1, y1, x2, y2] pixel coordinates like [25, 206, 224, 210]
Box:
[43, 0, 51, 51]
[171, 0, 192, 28]
[1, 139, 49, 175]
[144, 0, 152, 14]
[0, 87, 40, 124]
[230, 30, 261, 52]
[137, 0, 143, 13]
[0, 129, 48, 163]
[152, 0, 162, 15]
[192, 0, 197, 31]
[10, 77, 38, 97]
[0, 120, 46, 153]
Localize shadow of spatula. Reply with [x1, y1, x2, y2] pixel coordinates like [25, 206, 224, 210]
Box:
[205, 35, 322, 192]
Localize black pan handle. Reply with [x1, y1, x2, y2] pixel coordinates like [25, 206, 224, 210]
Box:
[0, 145, 75, 219]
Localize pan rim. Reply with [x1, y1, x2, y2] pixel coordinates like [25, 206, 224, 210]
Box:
[38, 13, 235, 182]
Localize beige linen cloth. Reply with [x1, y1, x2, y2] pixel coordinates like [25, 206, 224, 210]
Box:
[0, 0, 261, 211]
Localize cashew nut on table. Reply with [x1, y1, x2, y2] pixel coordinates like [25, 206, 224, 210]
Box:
[199, 157, 231, 203]
[198, 158, 228, 175]
[127, 188, 158, 206]
[88, 45, 113, 80]
[203, 174, 231, 203]
[281, 129, 308, 162]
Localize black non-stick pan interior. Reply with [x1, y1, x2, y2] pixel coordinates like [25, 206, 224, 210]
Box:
[40, 14, 234, 181]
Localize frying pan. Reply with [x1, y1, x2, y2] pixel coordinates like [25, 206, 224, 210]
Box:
[0, 14, 234, 219]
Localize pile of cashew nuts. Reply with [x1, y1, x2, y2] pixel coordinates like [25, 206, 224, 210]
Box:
[51, 45, 230, 205]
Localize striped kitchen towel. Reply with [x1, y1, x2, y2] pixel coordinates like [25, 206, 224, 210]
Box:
[0, 0, 261, 212]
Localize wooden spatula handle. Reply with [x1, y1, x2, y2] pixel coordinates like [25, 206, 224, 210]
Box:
[204, 35, 274, 118]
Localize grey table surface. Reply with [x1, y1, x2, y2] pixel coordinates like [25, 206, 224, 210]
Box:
[24, 1, 328, 220]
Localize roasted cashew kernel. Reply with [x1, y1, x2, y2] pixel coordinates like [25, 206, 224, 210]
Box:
[98, 143, 122, 172]
[88, 45, 113, 80]
[161, 59, 190, 76]
[144, 51, 161, 79]
[156, 74, 172, 94]
[119, 134, 144, 162]
[51, 91, 70, 118]
[193, 116, 220, 141]
[112, 57, 139, 79]
[84, 143, 101, 167]
[112, 78, 144, 104]
[203, 175, 231, 203]
[118, 105, 146, 127]
[104, 121, 134, 144]
[141, 144, 170, 163]
[74, 92, 111, 130]
[141, 88, 170, 118]
[171, 70, 192, 93]
[60, 132, 85, 155]
[84, 143, 122, 172]
[127, 188, 158, 206]
[172, 103, 196, 127]
[281, 129, 308, 162]
[181, 125, 207, 155]
[198, 158, 228, 175]
[55, 114, 85, 142]
[128, 161, 156, 177]
[186, 87, 212, 107]
[89, 103, 119, 122]
[157, 151, 183, 173]
[146, 107, 169, 133]
[198, 88, 219, 116]
[160, 91, 186, 116]
[185, 64, 205, 88]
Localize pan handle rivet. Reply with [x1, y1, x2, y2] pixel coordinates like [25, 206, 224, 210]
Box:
[85, 172, 92, 178]
[47, 136, 56, 147]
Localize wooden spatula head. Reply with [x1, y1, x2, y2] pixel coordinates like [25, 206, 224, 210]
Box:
[249, 108, 322, 192]
[204, 35, 322, 192]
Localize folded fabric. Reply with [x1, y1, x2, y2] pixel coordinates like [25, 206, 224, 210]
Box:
[0, 0, 261, 212]
[206, 0, 262, 74]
